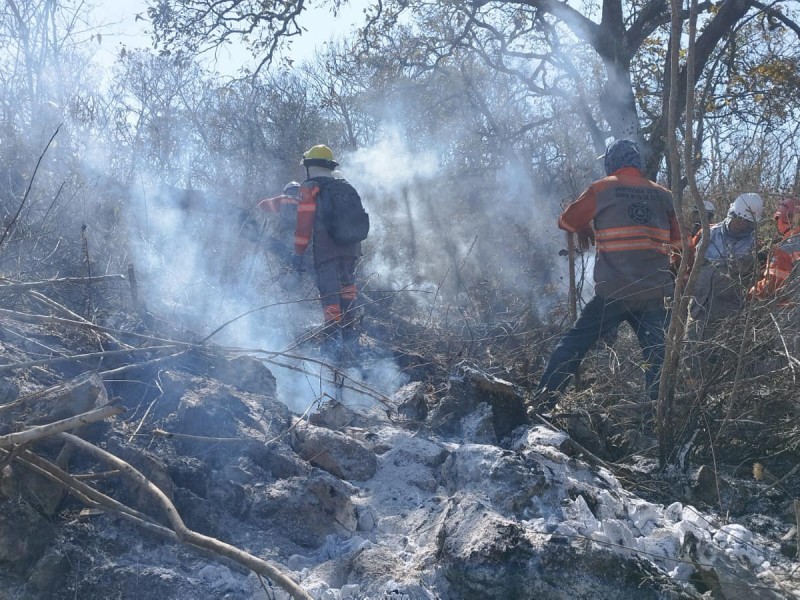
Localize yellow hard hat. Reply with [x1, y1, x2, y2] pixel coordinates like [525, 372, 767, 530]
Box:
[301, 144, 339, 168]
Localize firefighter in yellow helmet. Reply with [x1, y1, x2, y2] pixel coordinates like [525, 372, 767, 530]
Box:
[292, 145, 368, 356]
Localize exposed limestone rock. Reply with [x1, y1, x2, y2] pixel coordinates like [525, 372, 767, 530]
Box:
[25, 371, 108, 426]
[0, 500, 55, 570]
[309, 399, 355, 430]
[249, 470, 358, 547]
[0, 463, 64, 516]
[207, 354, 277, 396]
[23, 547, 70, 598]
[392, 381, 429, 421]
[441, 443, 547, 518]
[431, 363, 527, 440]
[290, 419, 377, 482]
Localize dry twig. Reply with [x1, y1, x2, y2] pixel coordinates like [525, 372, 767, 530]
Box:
[0, 404, 124, 448]
[57, 432, 312, 600]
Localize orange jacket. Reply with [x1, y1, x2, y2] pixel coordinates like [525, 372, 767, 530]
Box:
[751, 227, 800, 299]
[256, 194, 297, 213]
[560, 167, 681, 300]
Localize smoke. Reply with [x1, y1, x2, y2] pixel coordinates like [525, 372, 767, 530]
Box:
[0, 2, 594, 418]
[338, 124, 569, 325]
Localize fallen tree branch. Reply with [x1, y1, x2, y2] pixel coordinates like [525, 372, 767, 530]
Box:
[9, 449, 247, 574]
[218, 345, 394, 408]
[0, 275, 126, 292]
[0, 404, 125, 448]
[58, 432, 312, 600]
[28, 290, 130, 349]
[0, 308, 193, 347]
[98, 351, 188, 379]
[0, 377, 95, 414]
[152, 429, 268, 444]
[73, 469, 121, 481]
[0, 345, 180, 373]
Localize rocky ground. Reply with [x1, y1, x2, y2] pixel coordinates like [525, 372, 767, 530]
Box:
[0, 278, 799, 599]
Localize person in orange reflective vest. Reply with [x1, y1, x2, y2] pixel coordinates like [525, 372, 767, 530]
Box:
[532, 139, 681, 413]
[292, 145, 362, 355]
[750, 196, 800, 302]
[256, 181, 300, 254]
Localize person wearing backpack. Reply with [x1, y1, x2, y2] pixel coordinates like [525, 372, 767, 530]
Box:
[292, 144, 370, 355]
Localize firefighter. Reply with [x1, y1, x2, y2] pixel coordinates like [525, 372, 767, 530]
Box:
[689, 193, 762, 334]
[690, 200, 717, 237]
[292, 145, 362, 355]
[256, 181, 300, 253]
[749, 196, 800, 364]
[532, 139, 681, 413]
[750, 196, 800, 301]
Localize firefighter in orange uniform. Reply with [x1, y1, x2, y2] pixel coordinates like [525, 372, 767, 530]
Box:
[292, 145, 362, 354]
[750, 197, 800, 302]
[533, 139, 681, 413]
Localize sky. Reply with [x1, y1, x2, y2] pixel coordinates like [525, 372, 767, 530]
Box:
[88, 0, 368, 76]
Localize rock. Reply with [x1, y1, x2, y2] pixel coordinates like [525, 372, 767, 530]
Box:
[291, 419, 377, 481]
[105, 439, 176, 510]
[249, 470, 358, 547]
[208, 354, 277, 396]
[441, 444, 547, 518]
[247, 441, 312, 479]
[692, 465, 731, 506]
[357, 506, 376, 532]
[23, 547, 70, 598]
[0, 500, 55, 571]
[172, 488, 222, 537]
[460, 402, 496, 444]
[310, 400, 356, 430]
[156, 375, 291, 464]
[0, 464, 64, 516]
[680, 531, 783, 599]
[26, 371, 108, 426]
[440, 497, 695, 599]
[435, 363, 527, 439]
[392, 382, 428, 421]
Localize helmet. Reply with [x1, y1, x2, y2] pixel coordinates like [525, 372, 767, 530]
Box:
[728, 193, 763, 223]
[301, 144, 339, 169]
[283, 181, 301, 196]
[774, 196, 800, 236]
[692, 200, 716, 215]
[602, 139, 642, 176]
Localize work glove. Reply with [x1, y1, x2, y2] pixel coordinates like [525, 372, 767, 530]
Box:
[290, 253, 306, 273]
[576, 228, 596, 252]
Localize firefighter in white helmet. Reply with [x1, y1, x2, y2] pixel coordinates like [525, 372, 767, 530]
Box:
[688, 193, 763, 370]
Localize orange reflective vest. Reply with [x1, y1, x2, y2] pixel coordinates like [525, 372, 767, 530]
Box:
[559, 167, 680, 300]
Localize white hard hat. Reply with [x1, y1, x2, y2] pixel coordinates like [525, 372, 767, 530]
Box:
[693, 200, 716, 214]
[729, 193, 763, 223]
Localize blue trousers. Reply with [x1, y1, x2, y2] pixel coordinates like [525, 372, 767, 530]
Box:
[538, 295, 669, 401]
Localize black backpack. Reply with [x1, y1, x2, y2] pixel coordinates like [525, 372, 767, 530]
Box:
[312, 177, 370, 244]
